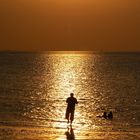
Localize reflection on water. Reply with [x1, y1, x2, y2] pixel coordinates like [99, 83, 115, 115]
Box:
[65, 126, 75, 140]
[0, 52, 140, 139]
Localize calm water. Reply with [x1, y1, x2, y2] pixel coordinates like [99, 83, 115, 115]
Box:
[0, 52, 140, 140]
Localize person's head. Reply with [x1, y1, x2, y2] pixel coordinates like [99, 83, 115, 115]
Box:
[104, 112, 107, 115]
[109, 111, 113, 114]
[70, 93, 74, 97]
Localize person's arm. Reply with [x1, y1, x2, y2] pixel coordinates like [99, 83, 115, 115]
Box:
[75, 98, 78, 104]
[66, 98, 69, 103]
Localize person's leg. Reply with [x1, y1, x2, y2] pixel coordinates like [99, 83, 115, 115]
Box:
[70, 110, 74, 124]
[65, 109, 70, 123]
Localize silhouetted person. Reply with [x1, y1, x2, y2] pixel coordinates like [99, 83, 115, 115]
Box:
[108, 111, 113, 119]
[65, 126, 75, 140]
[97, 111, 113, 120]
[65, 93, 78, 124]
[102, 112, 107, 119]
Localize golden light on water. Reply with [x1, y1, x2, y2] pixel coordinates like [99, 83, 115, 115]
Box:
[42, 53, 99, 139]
[0, 52, 139, 140]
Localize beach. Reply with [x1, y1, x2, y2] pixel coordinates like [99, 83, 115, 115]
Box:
[0, 123, 140, 140]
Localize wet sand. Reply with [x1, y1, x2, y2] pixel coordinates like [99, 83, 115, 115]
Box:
[0, 122, 140, 140]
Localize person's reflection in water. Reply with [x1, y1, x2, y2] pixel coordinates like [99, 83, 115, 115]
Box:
[65, 93, 78, 124]
[65, 126, 75, 140]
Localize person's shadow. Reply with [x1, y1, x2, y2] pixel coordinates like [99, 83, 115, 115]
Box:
[65, 126, 75, 140]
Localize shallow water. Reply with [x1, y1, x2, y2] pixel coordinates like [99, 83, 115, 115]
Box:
[0, 52, 140, 139]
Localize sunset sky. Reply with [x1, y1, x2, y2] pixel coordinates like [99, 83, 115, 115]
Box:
[0, 0, 140, 51]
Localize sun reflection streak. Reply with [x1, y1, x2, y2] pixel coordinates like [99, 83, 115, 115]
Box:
[43, 52, 100, 139]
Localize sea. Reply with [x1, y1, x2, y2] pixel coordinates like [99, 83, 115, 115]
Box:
[0, 52, 140, 140]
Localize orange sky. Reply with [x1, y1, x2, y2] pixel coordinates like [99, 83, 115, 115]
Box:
[0, 0, 140, 51]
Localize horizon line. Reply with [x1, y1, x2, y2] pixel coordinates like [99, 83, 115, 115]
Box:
[1, 50, 140, 54]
